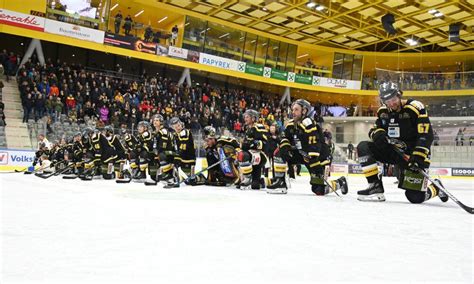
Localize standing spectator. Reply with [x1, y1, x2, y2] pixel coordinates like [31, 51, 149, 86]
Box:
[114, 11, 123, 34]
[65, 93, 76, 115]
[123, 15, 133, 36]
[34, 93, 46, 122]
[22, 93, 34, 123]
[347, 141, 354, 160]
[171, 25, 178, 46]
[144, 26, 153, 42]
[53, 97, 63, 121]
[455, 128, 464, 146]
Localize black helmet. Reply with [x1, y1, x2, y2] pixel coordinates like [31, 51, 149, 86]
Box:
[292, 99, 312, 115]
[104, 125, 114, 134]
[243, 109, 259, 121]
[120, 128, 128, 136]
[379, 82, 401, 101]
[73, 131, 82, 138]
[82, 127, 94, 138]
[203, 126, 216, 139]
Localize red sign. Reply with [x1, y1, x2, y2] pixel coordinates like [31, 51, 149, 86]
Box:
[0, 152, 8, 165]
[0, 9, 45, 31]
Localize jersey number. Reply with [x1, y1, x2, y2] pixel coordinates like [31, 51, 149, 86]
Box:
[180, 144, 186, 151]
[417, 123, 430, 134]
[308, 136, 317, 144]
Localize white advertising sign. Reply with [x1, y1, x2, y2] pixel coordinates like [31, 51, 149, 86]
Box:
[199, 53, 244, 72]
[0, 9, 45, 31]
[316, 77, 362, 90]
[168, 46, 188, 59]
[44, 19, 105, 44]
[0, 149, 35, 167]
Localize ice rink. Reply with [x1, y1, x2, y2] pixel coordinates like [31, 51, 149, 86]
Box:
[1, 173, 473, 284]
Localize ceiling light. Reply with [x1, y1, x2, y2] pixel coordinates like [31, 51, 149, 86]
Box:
[110, 3, 118, 11]
[262, 7, 268, 11]
[405, 38, 418, 46]
[219, 33, 229, 39]
[428, 9, 437, 14]
[316, 5, 325, 11]
[185, 22, 189, 26]
[158, 16, 168, 23]
[307, 2, 317, 8]
[434, 12, 443, 17]
[134, 10, 144, 17]
[297, 53, 309, 58]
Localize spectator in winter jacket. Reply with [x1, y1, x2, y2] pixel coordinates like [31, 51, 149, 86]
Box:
[99, 104, 109, 124]
[34, 93, 46, 121]
[22, 93, 34, 122]
[65, 94, 76, 114]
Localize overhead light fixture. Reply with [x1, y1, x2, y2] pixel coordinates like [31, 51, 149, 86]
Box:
[406, 38, 418, 46]
[110, 3, 118, 11]
[434, 12, 443, 17]
[134, 10, 144, 17]
[316, 5, 325, 11]
[219, 33, 229, 38]
[158, 16, 168, 23]
[307, 2, 317, 8]
[428, 9, 437, 14]
[185, 22, 189, 26]
[297, 53, 309, 58]
[262, 7, 268, 11]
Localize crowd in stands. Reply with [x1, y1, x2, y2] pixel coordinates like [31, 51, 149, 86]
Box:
[362, 68, 474, 91]
[14, 53, 294, 137]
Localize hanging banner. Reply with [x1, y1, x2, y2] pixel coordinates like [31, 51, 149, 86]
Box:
[295, 73, 313, 85]
[270, 69, 288, 81]
[199, 53, 244, 72]
[44, 19, 104, 44]
[312, 77, 362, 90]
[168, 46, 188, 59]
[245, 63, 264, 76]
[0, 9, 45, 31]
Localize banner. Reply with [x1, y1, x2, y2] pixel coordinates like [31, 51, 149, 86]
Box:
[0, 9, 45, 31]
[429, 168, 451, 176]
[199, 53, 245, 72]
[0, 149, 35, 167]
[330, 164, 348, 174]
[168, 46, 188, 59]
[44, 19, 104, 44]
[104, 33, 158, 54]
[452, 168, 474, 177]
[295, 73, 312, 85]
[270, 69, 288, 81]
[313, 77, 362, 90]
[245, 63, 264, 76]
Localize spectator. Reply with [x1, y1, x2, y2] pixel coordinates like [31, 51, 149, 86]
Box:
[347, 142, 354, 160]
[123, 15, 132, 36]
[34, 93, 46, 122]
[144, 26, 153, 42]
[22, 93, 34, 122]
[171, 25, 179, 46]
[99, 104, 109, 124]
[114, 11, 123, 34]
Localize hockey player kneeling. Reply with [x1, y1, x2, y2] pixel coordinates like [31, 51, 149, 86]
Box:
[267, 99, 348, 195]
[357, 82, 448, 203]
[238, 109, 269, 190]
[201, 126, 240, 186]
[167, 117, 196, 187]
[88, 128, 118, 179]
[133, 121, 154, 181]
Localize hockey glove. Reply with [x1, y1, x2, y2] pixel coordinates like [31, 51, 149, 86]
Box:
[408, 147, 430, 172]
[369, 128, 387, 144]
[250, 140, 263, 150]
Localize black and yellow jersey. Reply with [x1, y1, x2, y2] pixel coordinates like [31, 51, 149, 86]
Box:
[371, 98, 433, 152]
[242, 123, 268, 151]
[280, 117, 324, 160]
[123, 133, 138, 152]
[174, 129, 196, 165]
[154, 127, 174, 153]
[137, 130, 154, 153]
[90, 132, 117, 162]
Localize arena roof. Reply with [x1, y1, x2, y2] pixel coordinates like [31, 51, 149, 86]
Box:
[156, 0, 473, 52]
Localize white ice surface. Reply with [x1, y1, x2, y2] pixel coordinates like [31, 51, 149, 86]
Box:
[1, 173, 473, 284]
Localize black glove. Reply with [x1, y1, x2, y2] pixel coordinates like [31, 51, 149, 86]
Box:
[408, 147, 430, 171]
[250, 140, 262, 150]
[279, 145, 293, 161]
[370, 128, 387, 144]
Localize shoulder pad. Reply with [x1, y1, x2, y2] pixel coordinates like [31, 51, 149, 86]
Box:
[160, 128, 168, 135]
[408, 100, 425, 110]
[179, 129, 187, 137]
[142, 131, 149, 138]
[302, 117, 314, 127]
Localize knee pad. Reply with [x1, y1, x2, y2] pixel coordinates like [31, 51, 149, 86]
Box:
[239, 162, 252, 175]
[310, 173, 325, 186]
[312, 185, 326, 196]
[405, 190, 427, 204]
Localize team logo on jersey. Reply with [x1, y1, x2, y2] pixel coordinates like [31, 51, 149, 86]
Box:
[380, 113, 388, 119]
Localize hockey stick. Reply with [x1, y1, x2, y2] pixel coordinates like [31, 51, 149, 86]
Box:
[178, 156, 232, 186]
[391, 144, 473, 214]
[35, 164, 73, 179]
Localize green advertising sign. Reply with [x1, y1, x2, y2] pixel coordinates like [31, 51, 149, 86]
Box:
[295, 74, 312, 85]
[271, 69, 288, 81]
[245, 63, 264, 76]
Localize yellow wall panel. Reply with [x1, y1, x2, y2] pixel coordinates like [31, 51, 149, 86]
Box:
[2, 0, 46, 14]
